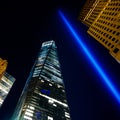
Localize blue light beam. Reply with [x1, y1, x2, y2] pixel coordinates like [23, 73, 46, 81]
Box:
[58, 10, 120, 103]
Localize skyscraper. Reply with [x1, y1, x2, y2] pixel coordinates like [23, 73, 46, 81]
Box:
[12, 40, 71, 120]
[0, 58, 15, 107]
[78, 0, 99, 26]
[78, 0, 120, 63]
[83, 0, 109, 27]
[0, 72, 15, 107]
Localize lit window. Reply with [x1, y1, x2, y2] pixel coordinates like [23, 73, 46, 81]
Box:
[25, 111, 33, 117]
[41, 80, 44, 82]
[65, 112, 70, 118]
[53, 104, 57, 107]
[28, 106, 35, 110]
[48, 99, 54, 104]
[48, 116, 53, 120]
[116, 32, 120, 36]
[24, 115, 32, 120]
[49, 83, 52, 86]
[26, 109, 34, 113]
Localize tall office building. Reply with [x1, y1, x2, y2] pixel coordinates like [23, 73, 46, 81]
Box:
[0, 72, 15, 107]
[87, 0, 120, 63]
[84, 0, 109, 27]
[12, 40, 71, 120]
[78, 0, 99, 26]
[0, 58, 8, 79]
[0, 58, 15, 107]
[78, 0, 120, 63]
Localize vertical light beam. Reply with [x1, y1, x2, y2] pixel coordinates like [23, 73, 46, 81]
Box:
[58, 10, 120, 103]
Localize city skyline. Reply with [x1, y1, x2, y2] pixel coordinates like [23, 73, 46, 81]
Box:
[0, 0, 120, 120]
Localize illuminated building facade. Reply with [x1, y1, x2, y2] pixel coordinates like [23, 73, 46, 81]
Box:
[12, 40, 71, 120]
[83, 0, 109, 27]
[78, 0, 109, 27]
[87, 0, 120, 63]
[0, 58, 8, 79]
[0, 72, 15, 107]
[78, 0, 120, 63]
[78, 0, 98, 26]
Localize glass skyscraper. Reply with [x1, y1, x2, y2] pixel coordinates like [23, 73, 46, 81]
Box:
[12, 40, 71, 120]
[0, 72, 15, 107]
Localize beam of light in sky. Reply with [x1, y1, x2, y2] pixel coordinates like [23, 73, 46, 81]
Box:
[58, 10, 120, 103]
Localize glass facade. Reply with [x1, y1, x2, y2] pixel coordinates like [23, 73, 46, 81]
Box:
[12, 40, 71, 120]
[0, 72, 15, 107]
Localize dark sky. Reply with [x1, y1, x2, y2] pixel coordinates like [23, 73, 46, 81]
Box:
[0, 0, 120, 120]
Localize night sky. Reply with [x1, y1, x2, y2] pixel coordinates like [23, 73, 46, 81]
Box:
[0, 0, 120, 120]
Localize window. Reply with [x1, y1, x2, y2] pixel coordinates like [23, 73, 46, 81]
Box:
[112, 38, 115, 41]
[108, 43, 111, 46]
[111, 45, 114, 48]
[48, 116, 53, 120]
[36, 112, 41, 119]
[105, 41, 108, 44]
[115, 40, 119, 43]
[116, 32, 120, 36]
[113, 31, 116, 34]
[110, 24, 113, 26]
[107, 28, 109, 31]
[100, 37, 102, 40]
[106, 34, 109, 37]
[102, 39, 105, 42]
[113, 48, 119, 53]
[109, 36, 112, 39]
[117, 26, 120, 29]
[103, 33, 106, 36]
[113, 24, 116, 27]
[109, 29, 112, 32]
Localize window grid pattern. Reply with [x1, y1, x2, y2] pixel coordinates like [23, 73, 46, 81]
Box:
[88, 0, 120, 62]
[84, 1, 108, 27]
[78, 0, 97, 22]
